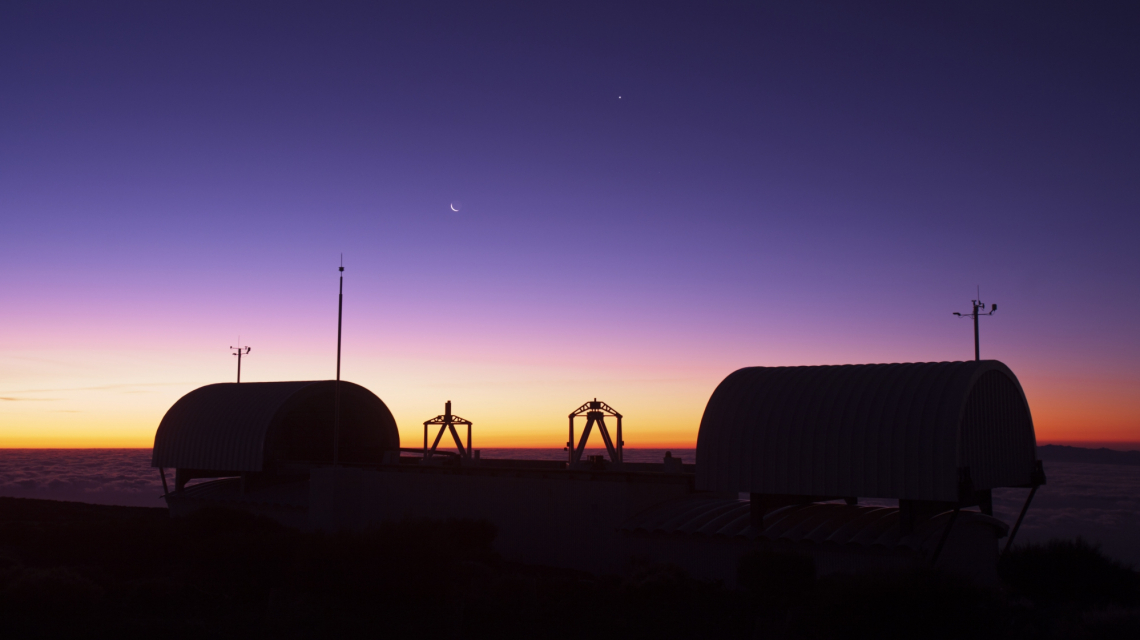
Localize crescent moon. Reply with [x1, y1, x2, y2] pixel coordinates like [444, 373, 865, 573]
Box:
[450, 204, 459, 212]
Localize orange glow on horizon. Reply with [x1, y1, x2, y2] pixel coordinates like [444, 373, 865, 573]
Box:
[2, 350, 1136, 449]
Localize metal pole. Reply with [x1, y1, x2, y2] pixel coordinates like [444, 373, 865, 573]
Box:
[334, 262, 344, 466]
[568, 416, 574, 466]
[973, 302, 981, 361]
[617, 415, 623, 463]
[237, 349, 242, 383]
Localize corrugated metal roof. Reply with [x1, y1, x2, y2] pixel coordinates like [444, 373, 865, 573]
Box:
[619, 496, 1009, 550]
[152, 380, 399, 472]
[695, 361, 1037, 501]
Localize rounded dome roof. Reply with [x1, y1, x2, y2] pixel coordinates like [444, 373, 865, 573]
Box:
[152, 380, 399, 472]
[696, 361, 1037, 501]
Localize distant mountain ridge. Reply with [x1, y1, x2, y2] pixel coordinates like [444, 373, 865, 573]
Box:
[1037, 444, 1140, 466]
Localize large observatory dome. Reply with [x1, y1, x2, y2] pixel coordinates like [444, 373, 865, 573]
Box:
[696, 360, 1038, 502]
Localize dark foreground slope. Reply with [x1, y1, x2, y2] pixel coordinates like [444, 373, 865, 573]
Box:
[0, 498, 1138, 639]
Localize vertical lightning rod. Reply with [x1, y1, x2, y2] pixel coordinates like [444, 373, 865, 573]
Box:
[334, 256, 344, 466]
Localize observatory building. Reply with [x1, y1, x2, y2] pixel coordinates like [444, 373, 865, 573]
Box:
[152, 360, 1044, 583]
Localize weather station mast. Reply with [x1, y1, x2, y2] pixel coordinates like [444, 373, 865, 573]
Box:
[334, 256, 344, 467]
[953, 287, 996, 361]
[230, 342, 251, 383]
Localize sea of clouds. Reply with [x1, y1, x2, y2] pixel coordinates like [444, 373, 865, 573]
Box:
[0, 449, 165, 508]
[992, 462, 1140, 566]
[1, 448, 1137, 566]
[0, 448, 692, 510]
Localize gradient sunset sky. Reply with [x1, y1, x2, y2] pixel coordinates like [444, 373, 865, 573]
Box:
[2, 1, 1138, 448]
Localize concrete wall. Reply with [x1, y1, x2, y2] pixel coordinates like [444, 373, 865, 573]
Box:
[166, 487, 310, 530]
[623, 532, 999, 585]
[929, 518, 1003, 585]
[153, 465, 1006, 588]
[307, 466, 1004, 584]
[309, 465, 699, 576]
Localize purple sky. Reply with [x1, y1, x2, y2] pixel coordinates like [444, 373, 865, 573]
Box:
[2, 1, 1138, 447]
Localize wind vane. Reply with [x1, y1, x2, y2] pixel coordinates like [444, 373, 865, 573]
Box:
[230, 341, 251, 383]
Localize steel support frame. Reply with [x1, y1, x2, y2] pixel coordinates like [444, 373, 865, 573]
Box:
[568, 399, 623, 465]
[423, 400, 473, 460]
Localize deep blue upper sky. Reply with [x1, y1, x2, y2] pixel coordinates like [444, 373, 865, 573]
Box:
[5, 2, 1136, 274]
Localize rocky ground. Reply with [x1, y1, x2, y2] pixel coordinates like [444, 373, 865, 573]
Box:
[0, 497, 1137, 639]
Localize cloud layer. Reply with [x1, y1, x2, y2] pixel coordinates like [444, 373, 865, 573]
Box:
[993, 461, 1140, 566]
[0, 449, 165, 508]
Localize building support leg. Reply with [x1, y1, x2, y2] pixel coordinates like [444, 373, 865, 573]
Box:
[572, 417, 595, 464]
[1003, 484, 1039, 556]
[616, 416, 623, 463]
[596, 416, 618, 462]
[448, 423, 468, 458]
[567, 417, 574, 465]
[429, 424, 450, 457]
[930, 506, 960, 567]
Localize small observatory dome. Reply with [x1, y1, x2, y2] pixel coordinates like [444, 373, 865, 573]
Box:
[152, 381, 400, 475]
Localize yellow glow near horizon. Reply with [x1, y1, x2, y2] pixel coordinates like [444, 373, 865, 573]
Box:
[0, 349, 714, 448]
[3, 348, 1137, 449]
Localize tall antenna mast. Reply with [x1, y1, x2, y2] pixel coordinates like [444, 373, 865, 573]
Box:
[230, 340, 251, 383]
[953, 286, 996, 361]
[334, 255, 344, 466]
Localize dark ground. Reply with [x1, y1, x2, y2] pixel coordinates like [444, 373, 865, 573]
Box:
[0, 498, 1138, 639]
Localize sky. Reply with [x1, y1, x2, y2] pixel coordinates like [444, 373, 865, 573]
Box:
[1, 1, 1138, 448]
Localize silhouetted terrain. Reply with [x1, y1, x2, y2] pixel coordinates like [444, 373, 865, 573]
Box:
[1038, 445, 1140, 466]
[0, 498, 1138, 639]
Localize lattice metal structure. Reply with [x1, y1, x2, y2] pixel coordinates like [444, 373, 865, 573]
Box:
[423, 400, 473, 460]
[568, 398, 623, 465]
